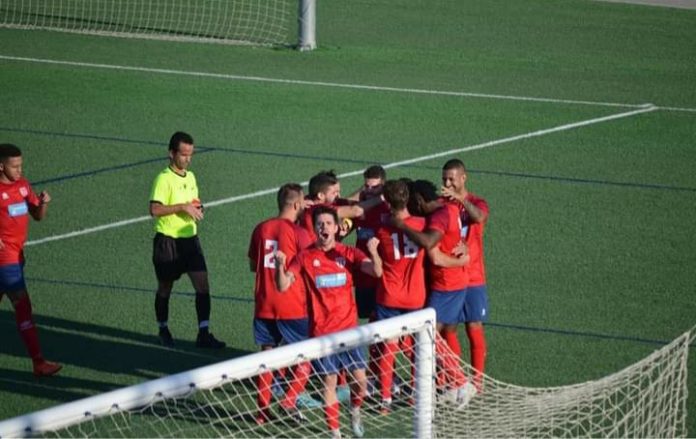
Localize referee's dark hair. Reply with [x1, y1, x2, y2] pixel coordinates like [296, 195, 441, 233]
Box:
[169, 132, 194, 152]
[0, 144, 22, 161]
[277, 183, 304, 211]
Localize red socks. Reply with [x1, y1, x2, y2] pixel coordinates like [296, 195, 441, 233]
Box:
[378, 342, 398, 400]
[443, 329, 462, 357]
[256, 371, 273, 410]
[466, 325, 487, 388]
[282, 362, 311, 408]
[14, 294, 42, 361]
[325, 402, 340, 431]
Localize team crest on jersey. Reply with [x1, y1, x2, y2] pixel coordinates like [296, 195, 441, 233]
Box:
[335, 257, 346, 268]
[313, 259, 321, 267]
[19, 187, 28, 197]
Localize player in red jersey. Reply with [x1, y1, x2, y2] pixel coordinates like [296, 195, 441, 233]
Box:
[440, 159, 489, 390]
[348, 165, 388, 320]
[0, 144, 61, 377]
[300, 170, 382, 243]
[248, 183, 318, 423]
[393, 179, 477, 404]
[275, 205, 382, 439]
[376, 179, 469, 410]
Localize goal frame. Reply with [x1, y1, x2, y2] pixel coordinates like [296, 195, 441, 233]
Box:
[0, 0, 317, 50]
[0, 308, 436, 438]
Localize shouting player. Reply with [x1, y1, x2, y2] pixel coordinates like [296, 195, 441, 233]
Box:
[275, 205, 382, 439]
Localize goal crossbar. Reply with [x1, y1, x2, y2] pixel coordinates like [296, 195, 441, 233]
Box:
[0, 308, 436, 438]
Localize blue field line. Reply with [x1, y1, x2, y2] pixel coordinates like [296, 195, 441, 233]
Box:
[27, 276, 694, 348]
[6, 126, 695, 193]
[29, 148, 216, 186]
[0, 126, 165, 147]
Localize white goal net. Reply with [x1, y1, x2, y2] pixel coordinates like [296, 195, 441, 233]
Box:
[0, 0, 316, 48]
[0, 310, 692, 438]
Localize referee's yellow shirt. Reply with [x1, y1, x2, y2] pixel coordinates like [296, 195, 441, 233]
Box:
[150, 167, 199, 238]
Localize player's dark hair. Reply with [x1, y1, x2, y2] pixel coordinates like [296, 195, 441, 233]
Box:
[308, 170, 338, 199]
[169, 131, 194, 152]
[0, 144, 22, 162]
[312, 205, 338, 228]
[383, 179, 409, 211]
[363, 165, 386, 181]
[442, 158, 466, 173]
[277, 183, 303, 211]
[408, 180, 438, 203]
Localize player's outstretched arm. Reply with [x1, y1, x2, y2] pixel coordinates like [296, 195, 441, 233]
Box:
[429, 244, 469, 268]
[391, 216, 442, 250]
[29, 191, 50, 221]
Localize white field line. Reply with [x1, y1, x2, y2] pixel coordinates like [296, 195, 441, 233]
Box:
[0, 54, 668, 110]
[26, 105, 657, 247]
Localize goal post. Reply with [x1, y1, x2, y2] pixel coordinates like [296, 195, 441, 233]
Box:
[0, 0, 317, 50]
[0, 308, 437, 438]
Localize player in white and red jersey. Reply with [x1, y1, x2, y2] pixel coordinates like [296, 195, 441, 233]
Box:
[275, 205, 382, 439]
[0, 144, 61, 377]
[248, 183, 317, 423]
[441, 158, 489, 390]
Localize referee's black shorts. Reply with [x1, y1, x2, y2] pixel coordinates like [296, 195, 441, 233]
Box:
[152, 233, 208, 282]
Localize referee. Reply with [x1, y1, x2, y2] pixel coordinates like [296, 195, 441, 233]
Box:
[149, 131, 225, 349]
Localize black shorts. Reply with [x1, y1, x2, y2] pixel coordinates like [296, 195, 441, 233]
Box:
[152, 233, 207, 282]
[355, 287, 376, 319]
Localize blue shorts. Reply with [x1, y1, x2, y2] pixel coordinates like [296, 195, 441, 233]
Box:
[313, 347, 367, 375]
[375, 304, 416, 321]
[0, 264, 26, 293]
[428, 288, 467, 325]
[463, 285, 489, 323]
[253, 318, 309, 346]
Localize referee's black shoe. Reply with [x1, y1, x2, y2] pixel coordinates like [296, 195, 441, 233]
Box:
[196, 331, 226, 349]
[159, 327, 175, 347]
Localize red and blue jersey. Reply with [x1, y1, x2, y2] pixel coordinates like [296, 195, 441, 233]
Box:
[426, 202, 469, 292]
[287, 243, 368, 337]
[248, 217, 312, 320]
[374, 215, 427, 310]
[458, 193, 489, 286]
[0, 178, 40, 266]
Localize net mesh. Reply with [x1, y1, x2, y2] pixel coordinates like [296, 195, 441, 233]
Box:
[0, 0, 293, 45]
[35, 327, 692, 438]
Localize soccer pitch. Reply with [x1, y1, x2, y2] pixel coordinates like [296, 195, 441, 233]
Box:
[1, 0, 695, 436]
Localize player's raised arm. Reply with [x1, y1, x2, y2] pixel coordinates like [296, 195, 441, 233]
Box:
[360, 237, 383, 278]
[274, 250, 296, 292]
[28, 190, 50, 221]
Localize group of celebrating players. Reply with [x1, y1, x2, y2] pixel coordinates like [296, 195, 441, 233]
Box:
[248, 162, 489, 438]
[1, 133, 488, 439]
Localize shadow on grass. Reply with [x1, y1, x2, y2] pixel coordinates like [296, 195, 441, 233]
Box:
[0, 310, 253, 410]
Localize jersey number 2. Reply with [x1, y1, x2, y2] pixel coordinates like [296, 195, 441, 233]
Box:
[263, 239, 278, 268]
